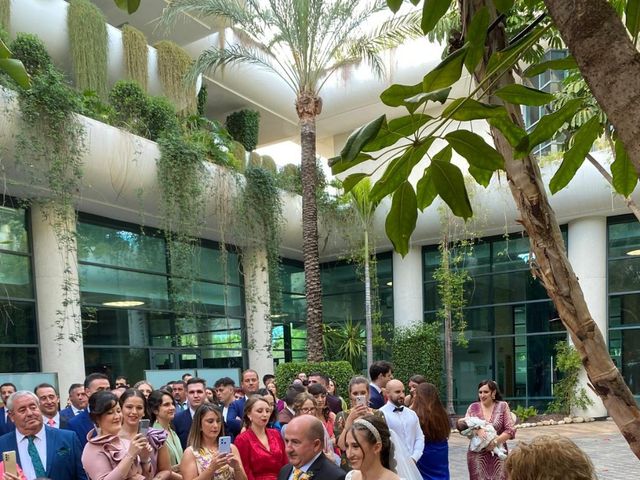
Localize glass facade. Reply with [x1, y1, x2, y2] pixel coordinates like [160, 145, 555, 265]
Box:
[77, 215, 245, 381]
[608, 215, 640, 399]
[423, 233, 567, 411]
[0, 201, 39, 372]
[273, 253, 394, 369]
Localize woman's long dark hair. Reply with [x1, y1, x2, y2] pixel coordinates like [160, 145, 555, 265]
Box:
[477, 379, 503, 402]
[89, 391, 118, 426]
[119, 387, 149, 419]
[188, 403, 224, 451]
[307, 383, 330, 421]
[147, 389, 173, 425]
[412, 383, 450, 441]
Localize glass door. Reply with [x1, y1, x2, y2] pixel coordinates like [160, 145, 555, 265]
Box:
[150, 349, 202, 370]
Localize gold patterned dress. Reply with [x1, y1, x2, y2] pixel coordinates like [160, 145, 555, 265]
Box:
[191, 447, 234, 480]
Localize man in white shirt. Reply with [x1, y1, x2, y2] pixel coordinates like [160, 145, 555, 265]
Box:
[379, 379, 424, 463]
[34, 383, 62, 429]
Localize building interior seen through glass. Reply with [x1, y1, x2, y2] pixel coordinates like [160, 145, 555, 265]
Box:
[423, 231, 567, 411]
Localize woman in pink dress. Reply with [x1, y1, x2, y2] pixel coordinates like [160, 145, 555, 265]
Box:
[464, 380, 516, 480]
[233, 396, 288, 480]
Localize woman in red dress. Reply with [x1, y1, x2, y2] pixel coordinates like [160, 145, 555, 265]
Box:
[233, 396, 288, 480]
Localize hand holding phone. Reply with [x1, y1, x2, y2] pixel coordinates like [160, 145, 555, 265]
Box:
[355, 395, 367, 407]
[138, 419, 151, 435]
[218, 436, 232, 455]
[2, 450, 17, 476]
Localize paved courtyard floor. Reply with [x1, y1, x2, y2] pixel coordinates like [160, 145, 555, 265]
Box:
[447, 419, 639, 479]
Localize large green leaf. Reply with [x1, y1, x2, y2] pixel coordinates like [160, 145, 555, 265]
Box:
[363, 114, 432, 152]
[626, 0, 640, 39]
[549, 116, 602, 193]
[0, 58, 31, 89]
[612, 139, 638, 197]
[445, 130, 505, 173]
[369, 139, 434, 203]
[339, 115, 386, 162]
[523, 56, 577, 77]
[114, 0, 141, 14]
[492, 0, 514, 11]
[386, 181, 418, 257]
[465, 7, 490, 74]
[342, 173, 370, 194]
[487, 27, 543, 76]
[494, 84, 554, 106]
[421, 0, 453, 35]
[380, 82, 423, 107]
[468, 165, 494, 186]
[0, 39, 10, 59]
[488, 116, 527, 149]
[442, 98, 508, 121]
[416, 146, 451, 211]
[386, 0, 403, 13]
[330, 152, 372, 175]
[402, 87, 451, 114]
[519, 99, 582, 154]
[430, 160, 473, 218]
[422, 45, 468, 94]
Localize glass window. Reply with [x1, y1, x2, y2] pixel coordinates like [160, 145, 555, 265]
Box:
[0, 302, 38, 344]
[84, 347, 150, 384]
[0, 347, 39, 372]
[608, 257, 640, 293]
[609, 293, 640, 327]
[609, 220, 640, 258]
[0, 206, 29, 253]
[0, 253, 32, 298]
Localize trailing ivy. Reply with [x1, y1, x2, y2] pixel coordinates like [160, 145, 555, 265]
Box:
[154, 40, 196, 115]
[197, 83, 207, 116]
[14, 49, 86, 342]
[236, 167, 284, 313]
[392, 322, 443, 390]
[547, 340, 594, 414]
[156, 131, 207, 317]
[0, 0, 9, 32]
[226, 109, 260, 151]
[68, 0, 108, 98]
[121, 25, 148, 91]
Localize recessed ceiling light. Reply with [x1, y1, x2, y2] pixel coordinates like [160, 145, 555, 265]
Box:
[627, 249, 640, 256]
[102, 300, 145, 307]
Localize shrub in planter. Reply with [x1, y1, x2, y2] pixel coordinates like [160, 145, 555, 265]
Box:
[248, 150, 262, 168]
[275, 361, 354, 398]
[10, 33, 53, 76]
[261, 155, 277, 174]
[226, 109, 260, 151]
[109, 80, 148, 136]
[277, 163, 302, 194]
[146, 96, 179, 140]
[231, 141, 247, 172]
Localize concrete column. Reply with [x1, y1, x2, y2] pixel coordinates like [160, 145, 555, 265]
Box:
[567, 216, 608, 417]
[242, 246, 274, 377]
[31, 203, 85, 397]
[392, 245, 424, 328]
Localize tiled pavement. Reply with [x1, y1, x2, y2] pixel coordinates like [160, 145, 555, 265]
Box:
[447, 419, 640, 479]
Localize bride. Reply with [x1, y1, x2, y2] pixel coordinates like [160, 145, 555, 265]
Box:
[344, 415, 422, 480]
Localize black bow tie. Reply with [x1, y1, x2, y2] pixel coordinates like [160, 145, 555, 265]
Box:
[393, 406, 404, 412]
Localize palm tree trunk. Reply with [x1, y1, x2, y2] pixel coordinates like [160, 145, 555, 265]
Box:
[297, 91, 324, 362]
[461, 0, 640, 459]
[364, 230, 374, 368]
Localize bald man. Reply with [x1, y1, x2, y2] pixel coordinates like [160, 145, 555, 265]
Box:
[379, 379, 424, 463]
[278, 415, 345, 480]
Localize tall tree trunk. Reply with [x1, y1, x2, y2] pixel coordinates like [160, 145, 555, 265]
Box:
[297, 91, 324, 362]
[442, 242, 455, 415]
[462, 0, 640, 458]
[543, 0, 640, 176]
[364, 230, 374, 368]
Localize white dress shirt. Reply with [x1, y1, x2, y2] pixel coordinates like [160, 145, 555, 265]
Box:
[16, 425, 48, 480]
[380, 401, 425, 462]
[71, 405, 82, 415]
[43, 412, 60, 428]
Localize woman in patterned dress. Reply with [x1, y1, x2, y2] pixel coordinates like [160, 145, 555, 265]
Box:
[464, 380, 516, 480]
[180, 403, 247, 480]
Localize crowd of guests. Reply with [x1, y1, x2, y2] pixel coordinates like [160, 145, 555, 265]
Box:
[0, 362, 599, 480]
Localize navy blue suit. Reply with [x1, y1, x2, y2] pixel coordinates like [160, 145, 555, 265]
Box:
[0, 425, 87, 480]
[59, 406, 76, 426]
[64, 409, 94, 449]
[0, 407, 15, 435]
[368, 385, 385, 409]
[226, 397, 247, 438]
[172, 408, 193, 450]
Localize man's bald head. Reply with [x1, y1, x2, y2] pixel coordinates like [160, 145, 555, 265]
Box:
[284, 415, 324, 467]
[386, 379, 405, 407]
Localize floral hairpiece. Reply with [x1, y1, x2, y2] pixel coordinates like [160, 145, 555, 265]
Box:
[354, 418, 381, 444]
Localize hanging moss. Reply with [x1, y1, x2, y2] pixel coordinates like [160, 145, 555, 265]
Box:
[0, 0, 10, 32]
[68, 0, 108, 98]
[121, 25, 148, 91]
[154, 40, 196, 115]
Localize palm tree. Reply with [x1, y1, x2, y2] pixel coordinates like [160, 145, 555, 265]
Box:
[348, 178, 380, 368]
[162, 0, 419, 361]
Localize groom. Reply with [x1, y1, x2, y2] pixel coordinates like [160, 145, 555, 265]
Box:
[278, 415, 345, 480]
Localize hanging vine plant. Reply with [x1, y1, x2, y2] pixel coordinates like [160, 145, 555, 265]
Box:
[68, 0, 108, 98]
[0, 0, 10, 32]
[154, 40, 196, 115]
[13, 34, 86, 342]
[236, 167, 284, 313]
[121, 24, 148, 91]
[156, 131, 207, 316]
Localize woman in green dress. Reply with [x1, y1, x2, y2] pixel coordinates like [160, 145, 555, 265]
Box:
[149, 389, 184, 479]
